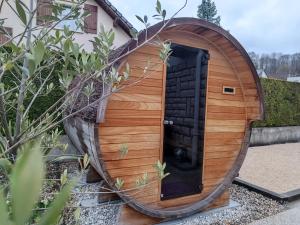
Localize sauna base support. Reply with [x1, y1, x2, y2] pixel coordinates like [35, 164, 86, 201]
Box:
[117, 205, 162, 225]
[86, 166, 103, 183]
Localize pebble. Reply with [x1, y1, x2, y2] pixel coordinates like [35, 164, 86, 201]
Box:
[65, 181, 286, 225]
[174, 184, 286, 225]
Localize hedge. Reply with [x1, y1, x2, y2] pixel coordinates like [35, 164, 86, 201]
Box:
[253, 78, 300, 127]
[2, 62, 65, 132]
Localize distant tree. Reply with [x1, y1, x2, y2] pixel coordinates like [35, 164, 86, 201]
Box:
[197, 0, 221, 26]
[249, 52, 260, 69]
[248, 51, 300, 80]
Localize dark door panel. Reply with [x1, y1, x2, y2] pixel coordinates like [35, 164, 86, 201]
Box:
[161, 43, 209, 200]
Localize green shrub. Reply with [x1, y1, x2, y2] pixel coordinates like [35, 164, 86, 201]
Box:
[254, 78, 300, 127]
[1, 48, 65, 133]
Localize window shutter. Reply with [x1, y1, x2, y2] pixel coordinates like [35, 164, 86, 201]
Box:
[37, 0, 53, 25]
[0, 27, 13, 44]
[84, 4, 98, 34]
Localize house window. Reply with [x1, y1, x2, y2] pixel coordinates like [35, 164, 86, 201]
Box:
[84, 4, 98, 34]
[37, 1, 98, 34]
[56, 5, 79, 31]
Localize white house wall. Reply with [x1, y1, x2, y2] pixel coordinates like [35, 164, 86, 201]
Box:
[0, 0, 131, 51]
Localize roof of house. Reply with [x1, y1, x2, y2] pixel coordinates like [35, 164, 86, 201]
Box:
[95, 0, 136, 37]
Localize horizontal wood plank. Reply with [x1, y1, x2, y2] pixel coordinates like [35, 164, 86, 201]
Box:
[105, 110, 161, 119]
[109, 165, 156, 177]
[119, 85, 162, 95]
[101, 148, 159, 161]
[206, 125, 245, 133]
[207, 112, 246, 120]
[101, 118, 161, 127]
[205, 144, 241, 152]
[100, 126, 161, 136]
[106, 101, 162, 110]
[207, 99, 245, 107]
[100, 133, 161, 144]
[207, 105, 245, 114]
[105, 157, 157, 169]
[109, 93, 161, 103]
[206, 132, 245, 139]
[101, 141, 160, 152]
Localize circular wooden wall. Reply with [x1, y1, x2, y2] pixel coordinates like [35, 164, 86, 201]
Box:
[94, 18, 264, 219]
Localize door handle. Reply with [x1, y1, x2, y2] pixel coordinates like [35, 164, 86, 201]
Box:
[163, 120, 174, 125]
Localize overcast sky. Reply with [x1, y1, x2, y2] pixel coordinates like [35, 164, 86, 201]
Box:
[109, 0, 300, 54]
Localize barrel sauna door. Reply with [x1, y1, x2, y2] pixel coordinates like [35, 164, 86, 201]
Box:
[161, 44, 209, 200]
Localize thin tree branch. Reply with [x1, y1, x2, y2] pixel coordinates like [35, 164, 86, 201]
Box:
[0, 94, 13, 144]
[23, 67, 55, 119]
[14, 0, 34, 142]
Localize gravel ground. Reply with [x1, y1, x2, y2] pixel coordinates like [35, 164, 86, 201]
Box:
[239, 143, 300, 193]
[64, 167, 121, 225]
[170, 184, 286, 225]
[65, 175, 286, 225]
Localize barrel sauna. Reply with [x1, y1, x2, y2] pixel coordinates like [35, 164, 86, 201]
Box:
[64, 18, 264, 221]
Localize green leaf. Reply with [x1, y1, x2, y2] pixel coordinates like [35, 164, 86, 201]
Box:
[60, 169, 68, 186]
[0, 158, 12, 175]
[115, 178, 124, 190]
[0, 190, 10, 225]
[119, 144, 128, 159]
[39, 181, 75, 225]
[28, 58, 36, 76]
[39, 181, 74, 225]
[15, 0, 27, 25]
[71, 43, 80, 59]
[51, 155, 79, 162]
[74, 208, 81, 222]
[135, 15, 144, 23]
[144, 15, 148, 23]
[33, 41, 45, 66]
[156, 0, 162, 13]
[83, 154, 90, 169]
[162, 10, 166, 19]
[11, 141, 45, 225]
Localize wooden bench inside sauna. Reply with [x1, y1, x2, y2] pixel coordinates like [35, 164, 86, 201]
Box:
[64, 18, 264, 224]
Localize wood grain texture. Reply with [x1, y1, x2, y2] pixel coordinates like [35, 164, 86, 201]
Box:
[96, 26, 261, 215]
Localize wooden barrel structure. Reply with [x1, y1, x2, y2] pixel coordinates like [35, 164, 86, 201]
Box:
[65, 18, 264, 220]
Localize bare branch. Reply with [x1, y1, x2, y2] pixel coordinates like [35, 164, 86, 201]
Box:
[14, 0, 34, 140]
[23, 67, 55, 119]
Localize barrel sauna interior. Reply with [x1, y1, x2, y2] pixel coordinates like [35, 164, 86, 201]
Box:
[66, 18, 264, 221]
